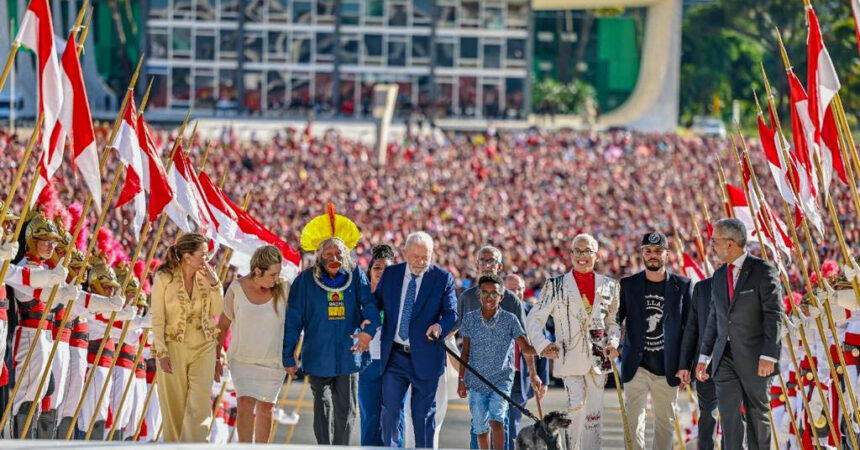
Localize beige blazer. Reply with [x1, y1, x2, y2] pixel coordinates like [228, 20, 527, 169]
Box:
[151, 270, 223, 359]
[526, 271, 620, 378]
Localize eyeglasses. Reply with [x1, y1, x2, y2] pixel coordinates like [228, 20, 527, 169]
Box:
[572, 249, 596, 256]
[480, 292, 502, 299]
[36, 239, 58, 247]
[477, 258, 501, 266]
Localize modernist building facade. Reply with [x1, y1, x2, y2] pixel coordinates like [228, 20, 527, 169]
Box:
[144, 0, 531, 119]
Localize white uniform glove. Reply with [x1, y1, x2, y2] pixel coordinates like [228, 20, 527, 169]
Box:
[28, 265, 68, 288]
[57, 284, 82, 307]
[0, 241, 18, 260]
[80, 292, 124, 313]
[843, 262, 860, 283]
[114, 303, 138, 321]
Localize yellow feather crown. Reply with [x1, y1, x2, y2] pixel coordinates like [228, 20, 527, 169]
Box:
[300, 203, 361, 252]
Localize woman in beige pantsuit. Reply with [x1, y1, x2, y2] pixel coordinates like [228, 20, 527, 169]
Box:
[151, 233, 223, 442]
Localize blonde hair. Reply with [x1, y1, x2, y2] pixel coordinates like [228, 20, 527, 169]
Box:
[250, 245, 287, 313]
[157, 232, 209, 280]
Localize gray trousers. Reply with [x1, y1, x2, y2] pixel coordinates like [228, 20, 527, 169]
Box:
[713, 345, 771, 450]
[309, 373, 358, 446]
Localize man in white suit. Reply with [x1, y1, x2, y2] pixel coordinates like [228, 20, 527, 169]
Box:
[526, 233, 621, 450]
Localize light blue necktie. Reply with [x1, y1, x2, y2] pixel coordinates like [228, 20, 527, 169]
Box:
[398, 274, 418, 341]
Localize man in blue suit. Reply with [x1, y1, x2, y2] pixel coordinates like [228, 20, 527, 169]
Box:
[616, 232, 691, 450]
[376, 231, 458, 448]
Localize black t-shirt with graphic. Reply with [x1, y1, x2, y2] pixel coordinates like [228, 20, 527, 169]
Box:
[641, 279, 666, 376]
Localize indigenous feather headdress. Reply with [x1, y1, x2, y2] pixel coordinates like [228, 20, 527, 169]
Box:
[300, 203, 361, 252]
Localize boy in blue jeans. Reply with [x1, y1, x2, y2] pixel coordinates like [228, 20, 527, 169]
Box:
[458, 274, 542, 449]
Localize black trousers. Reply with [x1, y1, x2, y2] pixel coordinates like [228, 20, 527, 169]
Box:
[695, 377, 719, 450]
[309, 373, 358, 446]
[714, 344, 771, 450]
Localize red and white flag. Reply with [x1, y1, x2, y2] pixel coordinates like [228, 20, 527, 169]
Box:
[136, 115, 174, 222]
[15, 0, 63, 152]
[18, 0, 64, 207]
[113, 98, 147, 238]
[806, 6, 847, 195]
[682, 253, 706, 285]
[164, 143, 214, 234]
[757, 105, 795, 207]
[58, 32, 100, 212]
[787, 73, 827, 237]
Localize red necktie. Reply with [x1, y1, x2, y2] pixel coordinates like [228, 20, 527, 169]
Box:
[727, 263, 735, 303]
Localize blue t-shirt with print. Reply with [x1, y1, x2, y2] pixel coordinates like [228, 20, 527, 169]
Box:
[461, 309, 525, 394]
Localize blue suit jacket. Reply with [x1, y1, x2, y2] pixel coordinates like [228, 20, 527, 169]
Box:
[517, 302, 550, 398]
[375, 263, 458, 381]
[618, 270, 692, 386]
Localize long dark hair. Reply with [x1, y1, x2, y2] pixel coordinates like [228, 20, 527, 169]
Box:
[366, 243, 395, 278]
[157, 233, 208, 280]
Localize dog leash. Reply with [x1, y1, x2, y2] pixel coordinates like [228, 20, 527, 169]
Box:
[435, 339, 560, 450]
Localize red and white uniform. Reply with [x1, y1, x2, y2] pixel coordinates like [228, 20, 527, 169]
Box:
[138, 343, 161, 442]
[77, 311, 118, 431]
[108, 314, 148, 435]
[124, 328, 151, 438]
[58, 316, 88, 421]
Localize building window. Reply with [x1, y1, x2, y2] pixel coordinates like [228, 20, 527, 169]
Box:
[413, 0, 432, 25]
[171, 67, 191, 103]
[172, 28, 192, 59]
[149, 28, 168, 59]
[460, 37, 478, 59]
[220, 29, 238, 61]
[365, 0, 384, 22]
[315, 73, 334, 109]
[342, 0, 360, 25]
[483, 44, 501, 69]
[389, 3, 408, 27]
[267, 71, 287, 112]
[243, 71, 263, 115]
[195, 0, 217, 21]
[339, 74, 357, 115]
[317, 0, 335, 24]
[459, 76, 477, 116]
[149, 0, 169, 20]
[268, 31, 289, 62]
[293, 1, 312, 24]
[437, 6, 457, 28]
[173, 0, 193, 20]
[148, 68, 169, 108]
[506, 38, 525, 61]
[388, 39, 407, 67]
[412, 35, 430, 65]
[505, 78, 524, 117]
[341, 36, 360, 65]
[364, 34, 383, 58]
[484, 5, 504, 30]
[268, 0, 289, 23]
[217, 69, 238, 110]
[461, 0, 479, 26]
[316, 32, 335, 62]
[244, 32, 264, 63]
[435, 41, 454, 67]
[220, 0, 239, 20]
[290, 74, 312, 108]
[194, 70, 216, 109]
[506, 1, 529, 29]
[196, 33, 216, 61]
[290, 34, 312, 63]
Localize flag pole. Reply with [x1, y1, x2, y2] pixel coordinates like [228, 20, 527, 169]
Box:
[8, 18, 14, 133]
[832, 95, 860, 188]
[81, 105, 192, 440]
[268, 335, 304, 443]
[198, 139, 213, 174]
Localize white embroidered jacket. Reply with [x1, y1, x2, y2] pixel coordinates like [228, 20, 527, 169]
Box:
[526, 271, 621, 378]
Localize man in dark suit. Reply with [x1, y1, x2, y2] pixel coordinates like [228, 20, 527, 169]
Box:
[696, 218, 782, 450]
[616, 231, 692, 450]
[376, 231, 458, 448]
[504, 274, 549, 450]
[677, 277, 719, 450]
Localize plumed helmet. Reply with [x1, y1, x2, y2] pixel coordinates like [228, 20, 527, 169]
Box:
[67, 249, 87, 279]
[87, 255, 121, 295]
[114, 262, 140, 297]
[0, 200, 19, 223]
[25, 212, 60, 252]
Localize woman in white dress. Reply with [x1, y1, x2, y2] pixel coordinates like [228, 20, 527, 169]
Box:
[215, 245, 289, 443]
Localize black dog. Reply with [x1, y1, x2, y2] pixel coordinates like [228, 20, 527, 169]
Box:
[515, 410, 572, 450]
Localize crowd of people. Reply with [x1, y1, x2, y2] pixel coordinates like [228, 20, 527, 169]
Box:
[1, 123, 857, 294]
[1, 122, 860, 450]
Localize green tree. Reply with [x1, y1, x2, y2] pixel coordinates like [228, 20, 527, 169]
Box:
[532, 78, 596, 115]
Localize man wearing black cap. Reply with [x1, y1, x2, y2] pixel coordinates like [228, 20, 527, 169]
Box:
[616, 231, 692, 450]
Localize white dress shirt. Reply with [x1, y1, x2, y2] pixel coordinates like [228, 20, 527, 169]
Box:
[394, 266, 426, 346]
[699, 252, 777, 364]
